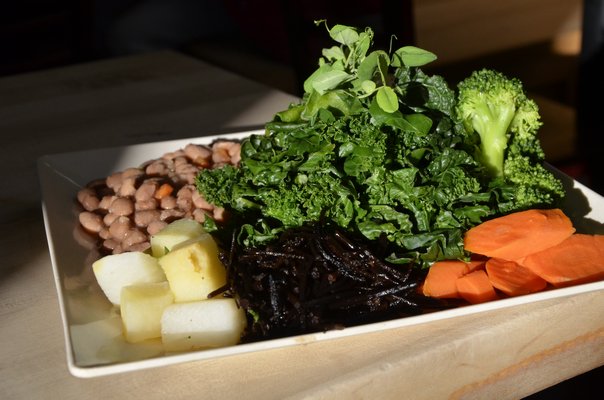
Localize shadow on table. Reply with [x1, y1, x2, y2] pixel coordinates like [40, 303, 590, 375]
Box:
[0, 206, 50, 283]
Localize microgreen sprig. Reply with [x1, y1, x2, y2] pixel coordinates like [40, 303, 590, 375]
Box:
[300, 21, 437, 118]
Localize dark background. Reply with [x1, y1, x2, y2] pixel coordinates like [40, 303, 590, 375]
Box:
[1, 1, 603, 397]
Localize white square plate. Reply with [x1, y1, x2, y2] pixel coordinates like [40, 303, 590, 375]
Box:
[38, 129, 604, 378]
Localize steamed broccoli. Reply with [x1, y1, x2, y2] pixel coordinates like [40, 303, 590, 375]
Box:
[456, 68, 565, 211]
[456, 69, 538, 177]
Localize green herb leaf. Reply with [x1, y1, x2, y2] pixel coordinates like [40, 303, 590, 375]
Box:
[392, 46, 437, 67]
[311, 70, 352, 94]
[275, 105, 304, 122]
[322, 46, 346, 62]
[360, 79, 376, 94]
[376, 86, 399, 113]
[357, 50, 379, 81]
[329, 24, 359, 45]
[303, 64, 331, 94]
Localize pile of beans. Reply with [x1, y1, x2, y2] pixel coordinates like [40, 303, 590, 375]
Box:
[76, 140, 241, 255]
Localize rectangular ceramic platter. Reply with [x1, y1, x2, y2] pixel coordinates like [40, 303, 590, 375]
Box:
[38, 129, 604, 378]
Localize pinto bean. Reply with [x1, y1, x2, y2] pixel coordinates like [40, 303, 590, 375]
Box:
[176, 185, 194, 212]
[118, 177, 137, 197]
[135, 198, 158, 211]
[176, 196, 192, 212]
[146, 159, 172, 176]
[213, 207, 226, 222]
[213, 141, 241, 164]
[184, 143, 211, 160]
[187, 173, 199, 184]
[79, 211, 103, 233]
[108, 216, 131, 241]
[99, 228, 111, 240]
[134, 209, 161, 228]
[109, 197, 134, 216]
[106, 172, 123, 192]
[122, 229, 147, 248]
[224, 141, 241, 163]
[230, 150, 241, 165]
[77, 188, 100, 211]
[147, 220, 167, 235]
[175, 164, 198, 184]
[162, 149, 185, 160]
[135, 180, 159, 202]
[192, 208, 207, 223]
[175, 162, 198, 175]
[192, 191, 213, 210]
[211, 146, 230, 164]
[103, 212, 119, 227]
[160, 195, 177, 210]
[173, 156, 189, 167]
[98, 195, 116, 210]
[122, 167, 143, 179]
[184, 143, 212, 167]
[124, 242, 151, 253]
[160, 208, 185, 222]
[102, 238, 121, 252]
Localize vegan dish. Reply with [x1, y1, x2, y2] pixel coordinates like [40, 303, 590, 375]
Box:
[75, 22, 604, 352]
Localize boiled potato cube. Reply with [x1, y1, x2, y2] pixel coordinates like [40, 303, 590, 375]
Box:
[150, 218, 206, 258]
[120, 282, 174, 343]
[161, 298, 247, 351]
[158, 234, 226, 302]
[92, 252, 166, 305]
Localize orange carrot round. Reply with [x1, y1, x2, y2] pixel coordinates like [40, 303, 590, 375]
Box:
[464, 208, 575, 260]
[485, 258, 547, 296]
[522, 234, 604, 287]
[422, 260, 471, 299]
[455, 270, 498, 304]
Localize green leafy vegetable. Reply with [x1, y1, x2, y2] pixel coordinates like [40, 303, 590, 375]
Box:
[196, 23, 563, 269]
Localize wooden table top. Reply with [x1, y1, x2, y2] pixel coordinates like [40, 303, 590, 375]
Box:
[0, 50, 602, 400]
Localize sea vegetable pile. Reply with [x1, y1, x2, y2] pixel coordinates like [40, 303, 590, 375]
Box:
[197, 22, 565, 338]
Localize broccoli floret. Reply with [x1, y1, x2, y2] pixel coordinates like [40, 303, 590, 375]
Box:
[456, 69, 542, 177]
[499, 155, 565, 212]
[456, 68, 564, 211]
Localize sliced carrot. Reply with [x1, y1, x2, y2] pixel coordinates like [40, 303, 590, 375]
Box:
[154, 183, 174, 199]
[464, 208, 575, 260]
[466, 257, 487, 273]
[522, 234, 604, 287]
[485, 258, 547, 296]
[455, 270, 498, 304]
[422, 260, 470, 299]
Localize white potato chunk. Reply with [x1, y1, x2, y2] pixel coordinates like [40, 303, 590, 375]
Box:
[120, 282, 174, 343]
[158, 234, 226, 302]
[150, 218, 206, 258]
[92, 251, 166, 305]
[161, 298, 247, 351]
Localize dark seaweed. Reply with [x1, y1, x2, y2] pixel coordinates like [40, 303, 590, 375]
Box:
[213, 222, 459, 342]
